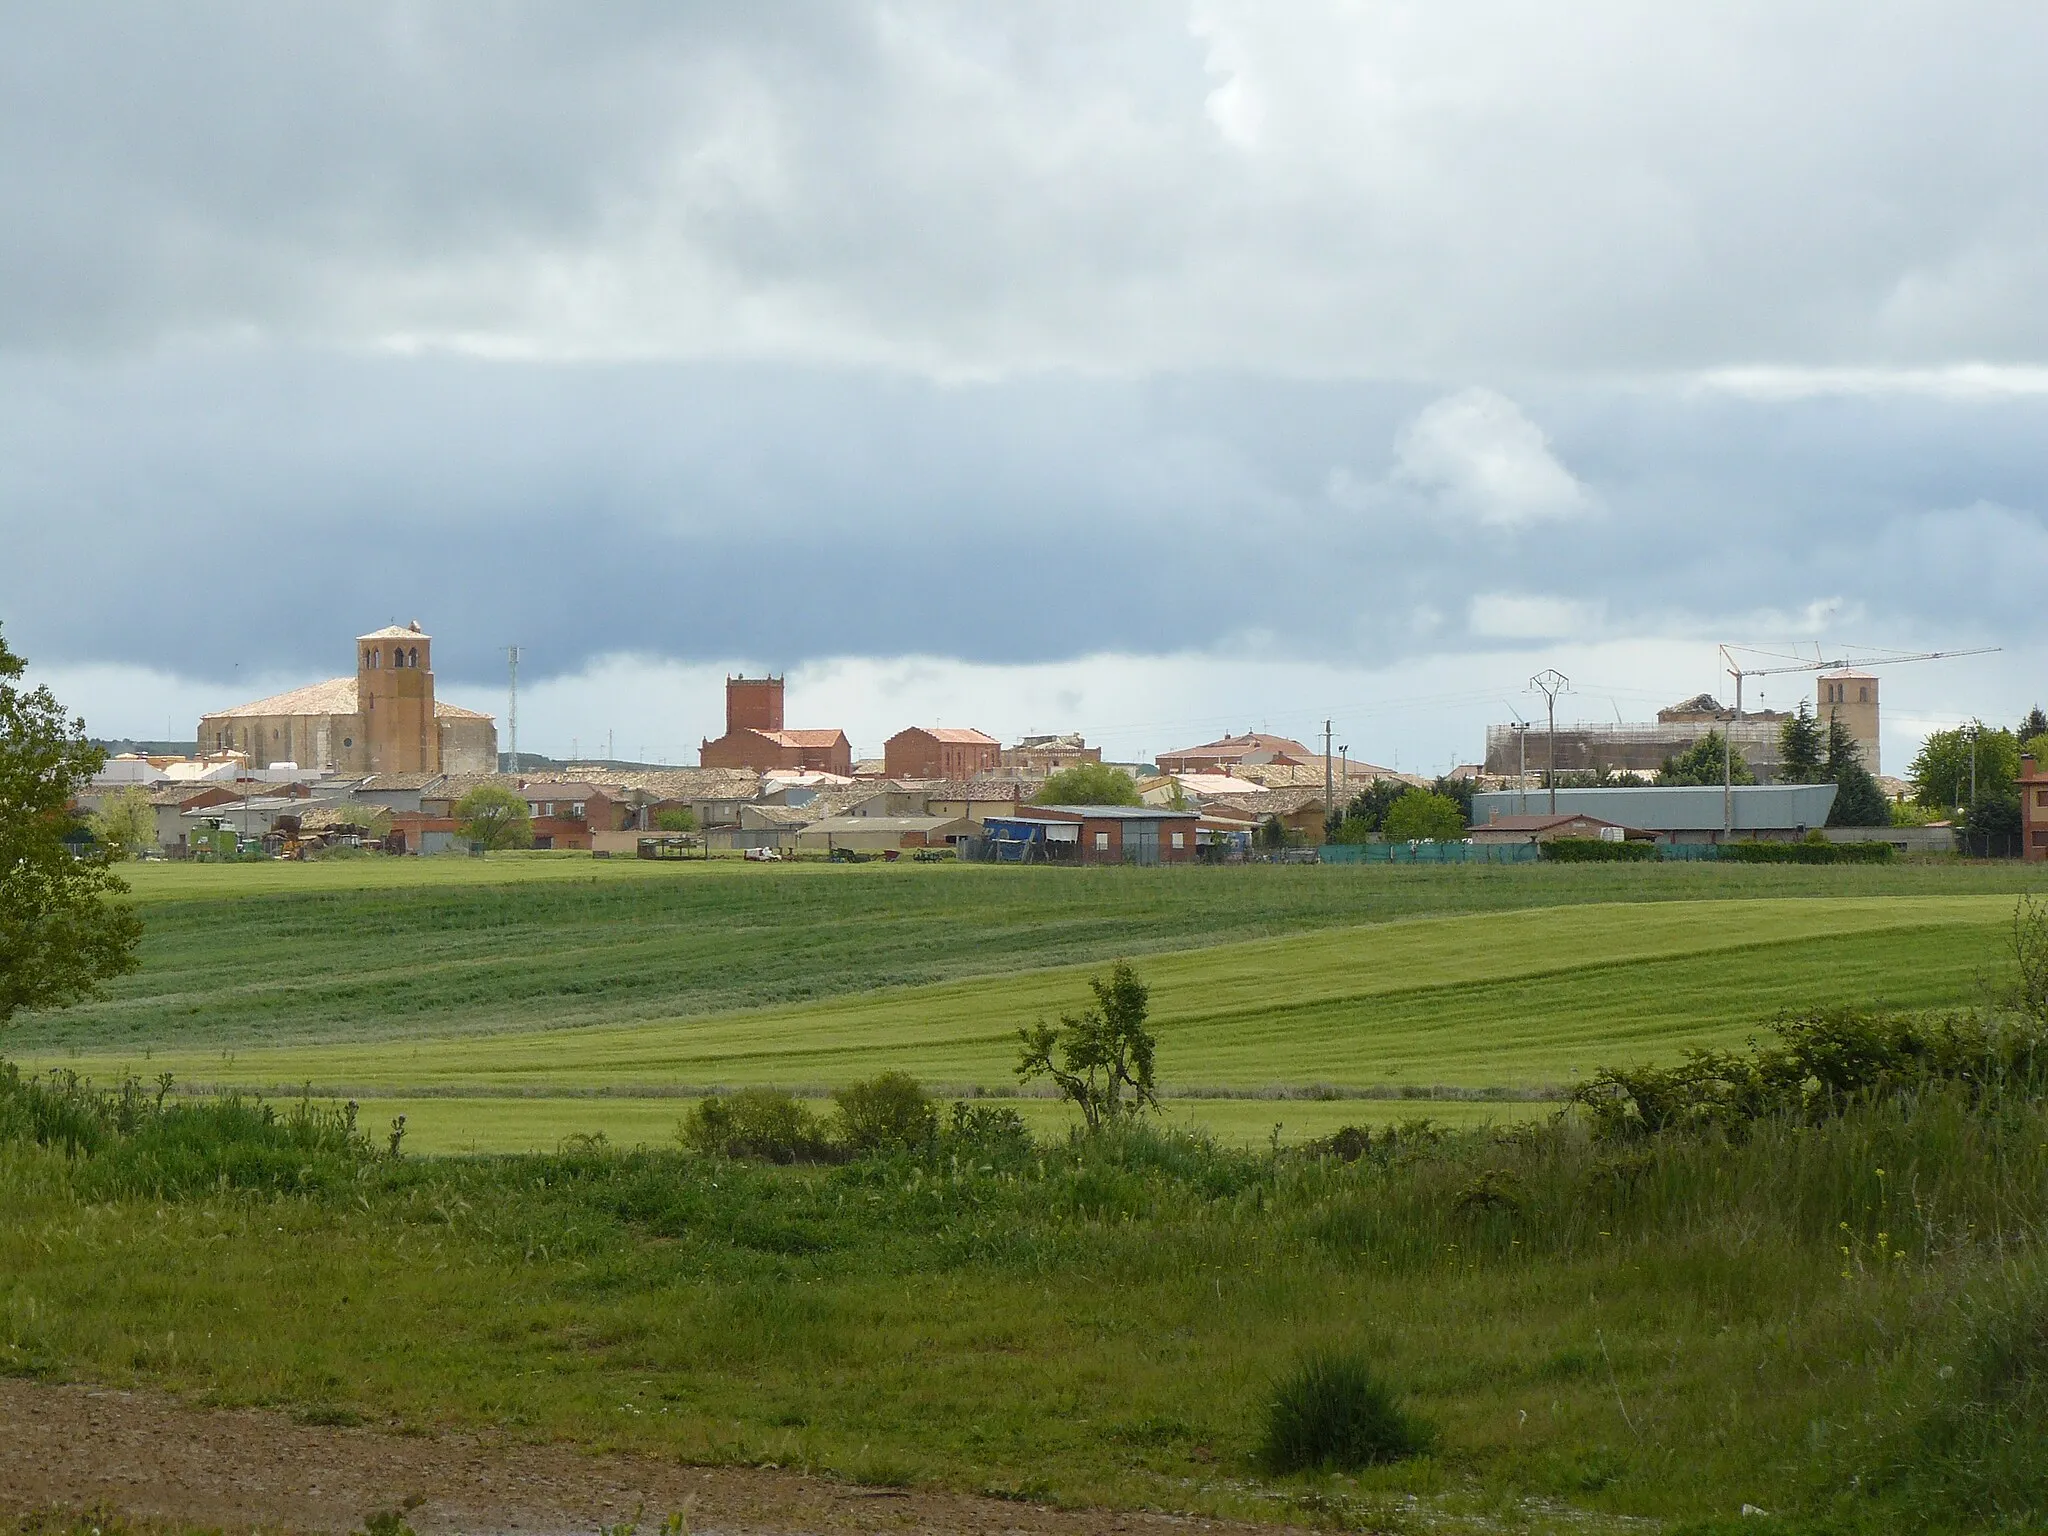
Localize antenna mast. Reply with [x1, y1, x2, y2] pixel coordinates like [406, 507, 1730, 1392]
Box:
[506, 644, 522, 772]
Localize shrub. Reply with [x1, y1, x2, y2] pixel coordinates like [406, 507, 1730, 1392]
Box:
[1257, 1351, 1432, 1473]
[1571, 1004, 2048, 1140]
[1717, 839, 1893, 864]
[938, 1100, 1034, 1164]
[832, 1072, 937, 1154]
[678, 1088, 835, 1163]
[1539, 837, 1657, 862]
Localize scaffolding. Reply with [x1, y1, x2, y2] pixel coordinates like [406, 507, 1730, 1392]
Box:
[1484, 719, 1786, 779]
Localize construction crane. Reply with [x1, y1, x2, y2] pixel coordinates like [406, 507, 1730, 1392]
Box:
[1714, 644, 2002, 837]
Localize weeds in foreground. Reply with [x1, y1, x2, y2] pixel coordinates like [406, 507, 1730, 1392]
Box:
[1257, 1351, 1432, 1472]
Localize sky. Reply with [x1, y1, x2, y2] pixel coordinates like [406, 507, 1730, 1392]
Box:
[2, 3, 2044, 777]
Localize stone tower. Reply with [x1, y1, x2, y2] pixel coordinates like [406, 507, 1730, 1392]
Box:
[1819, 670, 1880, 776]
[726, 675, 785, 735]
[358, 621, 436, 774]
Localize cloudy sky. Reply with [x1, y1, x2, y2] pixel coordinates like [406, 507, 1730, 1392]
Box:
[3, 3, 2044, 775]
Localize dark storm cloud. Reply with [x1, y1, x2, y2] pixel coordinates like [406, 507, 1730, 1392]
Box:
[3, 354, 2042, 689]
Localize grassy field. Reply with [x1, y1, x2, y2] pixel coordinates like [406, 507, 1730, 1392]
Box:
[4, 1082, 2042, 1534]
[42, 893, 2020, 1097]
[16, 857, 2035, 1060]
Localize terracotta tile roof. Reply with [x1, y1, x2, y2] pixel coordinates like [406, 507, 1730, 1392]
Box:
[203, 677, 358, 719]
[200, 676, 491, 722]
[893, 726, 1000, 745]
[358, 623, 428, 640]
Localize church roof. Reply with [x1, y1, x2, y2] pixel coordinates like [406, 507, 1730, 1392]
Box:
[200, 677, 492, 723]
[358, 623, 429, 640]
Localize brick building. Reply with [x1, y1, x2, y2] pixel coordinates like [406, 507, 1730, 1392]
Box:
[884, 726, 1001, 780]
[699, 675, 853, 776]
[2023, 753, 2048, 863]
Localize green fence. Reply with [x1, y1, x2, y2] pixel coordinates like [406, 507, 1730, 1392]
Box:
[1318, 840, 1729, 864]
[1318, 841, 1540, 864]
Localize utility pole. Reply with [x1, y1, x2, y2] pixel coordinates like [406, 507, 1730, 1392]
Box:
[1516, 722, 1528, 815]
[505, 644, 521, 774]
[1529, 671, 1568, 814]
[1323, 719, 1334, 837]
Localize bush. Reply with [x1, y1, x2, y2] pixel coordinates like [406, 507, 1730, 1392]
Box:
[1718, 839, 1893, 864]
[1539, 837, 1657, 862]
[832, 1072, 937, 1154]
[937, 1100, 1034, 1165]
[678, 1088, 836, 1163]
[1258, 1350, 1432, 1472]
[1570, 1005, 2048, 1140]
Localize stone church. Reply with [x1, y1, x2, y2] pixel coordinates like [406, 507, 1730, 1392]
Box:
[197, 622, 498, 776]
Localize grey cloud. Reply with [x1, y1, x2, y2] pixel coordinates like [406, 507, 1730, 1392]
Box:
[4, 5, 2048, 373]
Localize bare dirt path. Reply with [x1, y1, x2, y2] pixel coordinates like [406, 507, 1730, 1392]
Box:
[0, 1379, 1287, 1536]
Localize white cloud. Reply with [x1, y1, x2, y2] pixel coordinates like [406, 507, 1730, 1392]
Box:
[1394, 388, 1591, 527]
[1468, 594, 1602, 640]
[1696, 365, 2048, 400]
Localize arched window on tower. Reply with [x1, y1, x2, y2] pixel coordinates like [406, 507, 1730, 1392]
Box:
[407, 647, 419, 668]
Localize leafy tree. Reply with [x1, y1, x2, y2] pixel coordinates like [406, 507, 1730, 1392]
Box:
[1336, 779, 1408, 836]
[1015, 960, 1157, 1132]
[653, 805, 697, 833]
[454, 783, 534, 850]
[1658, 731, 1754, 787]
[88, 785, 157, 859]
[1909, 725, 2020, 809]
[1257, 813, 1292, 849]
[1034, 761, 1141, 806]
[1777, 702, 1826, 784]
[1381, 789, 1467, 842]
[1429, 774, 1476, 822]
[0, 626, 142, 1029]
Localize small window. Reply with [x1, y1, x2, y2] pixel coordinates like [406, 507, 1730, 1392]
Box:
[342, 737, 353, 749]
[1171, 831, 1185, 849]
[1859, 686, 1869, 703]
[1094, 831, 1110, 851]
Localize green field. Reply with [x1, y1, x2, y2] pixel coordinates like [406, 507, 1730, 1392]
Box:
[38, 890, 2021, 1099]
[8, 856, 2047, 1531]
[19, 857, 2032, 1061]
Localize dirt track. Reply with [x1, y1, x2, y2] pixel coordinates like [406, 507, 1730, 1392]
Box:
[0, 1379, 1288, 1536]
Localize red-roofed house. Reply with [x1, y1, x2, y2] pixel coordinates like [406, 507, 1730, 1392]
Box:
[1156, 732, 1313, 775]
[884, 726, 1001, 781]
[698, 676, 853, 776]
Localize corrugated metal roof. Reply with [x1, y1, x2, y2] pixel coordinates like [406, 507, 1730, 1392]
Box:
[1469, 784, 1838, 831]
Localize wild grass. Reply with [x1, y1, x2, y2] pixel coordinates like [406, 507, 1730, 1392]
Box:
[3, 1068, 2046, 1531]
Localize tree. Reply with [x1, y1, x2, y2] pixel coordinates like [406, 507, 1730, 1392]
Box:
[1819, 716, 1889, 827]
[89, 785, 157, 859]
[1381, 789, 1467, 842]
[1777, 702, 1826, 784]
[653, 805, 697, 833]
[1909, 725, 2020, 810]
[2020, 706, 2048, 744]
[0, 626, 142, 1029]
[1336, 779, 1408, 838]
[1015, 961, 1157, 1132]
[454, 783, 533, 850]
[1658, 731, 1754, 787]
[1258, 813, 1291, 849]
[1034, 762, 1141, 806]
